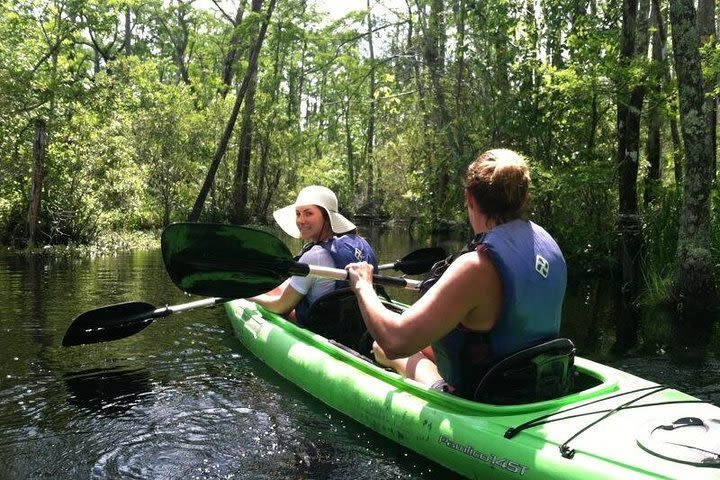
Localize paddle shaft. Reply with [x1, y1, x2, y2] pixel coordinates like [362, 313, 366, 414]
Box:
[151, 297, 227, 317]
[298, 263, 421, 290]
[377, 246, 446, 274]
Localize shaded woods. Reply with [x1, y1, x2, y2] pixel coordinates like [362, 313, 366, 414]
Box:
[1, 0, 719, 351]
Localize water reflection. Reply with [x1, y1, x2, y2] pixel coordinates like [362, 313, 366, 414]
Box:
[670, 309, 716, 366]
[64, 366, 152, 415]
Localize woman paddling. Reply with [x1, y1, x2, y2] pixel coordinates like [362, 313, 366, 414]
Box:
[345, 149, 567, 399]
[251, 185, 378, 325]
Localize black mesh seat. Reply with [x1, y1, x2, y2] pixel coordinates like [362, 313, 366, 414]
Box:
[303, 288, 374, 356]
[472, 338, 576, 404]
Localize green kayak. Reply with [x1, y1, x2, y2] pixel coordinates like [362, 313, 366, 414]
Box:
[58, 221, 720, 478]
[226, 298, 720, 480]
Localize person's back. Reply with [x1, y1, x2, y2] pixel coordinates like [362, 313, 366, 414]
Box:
[346, 148, 567, 399]
[430, 219, 566, 397]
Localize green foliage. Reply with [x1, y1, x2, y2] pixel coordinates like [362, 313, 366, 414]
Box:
[637, 188, 682, 307]
[529, 159, 618, 274]
[0, 0, 717, 321]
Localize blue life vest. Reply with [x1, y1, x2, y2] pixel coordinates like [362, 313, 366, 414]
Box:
[295, 234, 378, 324]
[431, 220, 567, 398]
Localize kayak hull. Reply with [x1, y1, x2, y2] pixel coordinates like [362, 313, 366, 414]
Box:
[226, 299, 720, 479]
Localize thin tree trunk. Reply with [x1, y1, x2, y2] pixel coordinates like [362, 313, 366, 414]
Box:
[27, 119, 47, 248]
[452, 0, 466, 161]
[644, 0, 663, 206]
[669, 0, 718, 312]
[251, 18, 284, 222]
[188, 0, 276, 222]
[221, 5, 246, 97]
[345, 103, 356, 192]
[124, 7, 132, 55]
[613, 0, 650, 352]
[417, 0, 458, 221]
[366, 0, 376, 204]
[231, 0, 262, 224]
[409, 1, 429, 130]
[698, 0, 716, 180]
[172, 0, 191, 85]
[651, 0, 684, 185]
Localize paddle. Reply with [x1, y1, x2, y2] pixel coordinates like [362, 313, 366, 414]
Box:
[62, 297, 227, 347]
[161, 222, 423, 298]
[63, 225, 427, 347]
[377, 247, 446, 275]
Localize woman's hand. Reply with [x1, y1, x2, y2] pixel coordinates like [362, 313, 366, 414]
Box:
[345, 261, 375, 294]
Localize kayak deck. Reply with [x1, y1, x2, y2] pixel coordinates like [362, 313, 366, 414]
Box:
[226, 299, 720, 480]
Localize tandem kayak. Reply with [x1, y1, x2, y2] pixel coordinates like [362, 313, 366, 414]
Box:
[226, 298, 720, 480]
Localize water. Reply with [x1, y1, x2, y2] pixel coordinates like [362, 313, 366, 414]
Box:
[1, 229, 719, 479]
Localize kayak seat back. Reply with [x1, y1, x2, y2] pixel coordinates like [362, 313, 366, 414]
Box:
[472, 337, 576, 404]
[304, 287, 388, 356]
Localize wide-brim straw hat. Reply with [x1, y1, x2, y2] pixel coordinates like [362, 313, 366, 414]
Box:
[272, 185, 356, 239]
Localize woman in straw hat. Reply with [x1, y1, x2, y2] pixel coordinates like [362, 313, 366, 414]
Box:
[251, 185, 378, 325]
[346, 149, 567, 399]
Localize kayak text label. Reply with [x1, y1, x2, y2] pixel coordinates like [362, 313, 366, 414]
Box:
[439, 435, 529, 476]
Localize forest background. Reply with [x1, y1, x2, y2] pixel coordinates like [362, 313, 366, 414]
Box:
[1, 0, 718, 326]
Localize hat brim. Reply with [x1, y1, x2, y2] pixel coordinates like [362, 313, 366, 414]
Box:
[273, 205, 301, 238]
[272, 205, 357, 239]
[327, 210, 357, 235]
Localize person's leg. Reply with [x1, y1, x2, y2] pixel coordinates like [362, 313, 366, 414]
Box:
[372, 342, 443, 386]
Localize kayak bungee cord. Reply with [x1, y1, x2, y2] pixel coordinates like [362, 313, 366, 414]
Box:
[504, 399, 706, 432]
[503, 384, 709, 459]
[558, 385, 669, 459]
[505, 385, 667, 438]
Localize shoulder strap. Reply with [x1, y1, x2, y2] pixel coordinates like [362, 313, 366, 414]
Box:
[294, 241, 318, 261]
[419, 233, 486, 294]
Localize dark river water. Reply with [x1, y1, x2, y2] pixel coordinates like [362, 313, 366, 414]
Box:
[2, 227, 719, 479]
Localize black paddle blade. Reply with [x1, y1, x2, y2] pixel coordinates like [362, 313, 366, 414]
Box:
[395, 247, 447, 275]
[62, 302, 156, 347]
[161, 223, 298, 298]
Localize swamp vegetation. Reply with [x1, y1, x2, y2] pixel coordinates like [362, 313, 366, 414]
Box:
[1, 0, 719, 349]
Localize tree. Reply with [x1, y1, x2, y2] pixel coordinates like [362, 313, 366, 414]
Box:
[230, 0, 262, 224]
[613, 0, 651, 351]
[365, 0, 377, 204]
[697, 0, 716, 179]
[669, 0, 718, 313]
[188, 0, 276, 222]
[27, 119, 46, 248]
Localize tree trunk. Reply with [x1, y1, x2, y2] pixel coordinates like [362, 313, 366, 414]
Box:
[187, 0, 276, 222]
[669, 0, 719, 313]
[171, 0, 191, 85]
[644, 0, 664, 206]
[344, 103, 356, 192]
[221, 5, 246, 97]
[651, 0, 684, 185]
[417, 0, 457, 222]
[452, 0, 467, 161]
[124, 7, 132, 55]
[230, 0, 262, 224]
[613, 0, 650, 352]
[27, 118, 47, 248]
[698, 0, 716, 181]
[366, 0, 376, 204]
[251, 18, 285, 223]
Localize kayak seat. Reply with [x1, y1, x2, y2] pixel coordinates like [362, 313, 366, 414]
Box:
[472, 338, 576, 405]
[304, 287, 388, 357]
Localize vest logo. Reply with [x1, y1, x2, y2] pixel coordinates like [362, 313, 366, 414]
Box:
[354, 247, 364, 262]
[535, 255, 549, 278]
